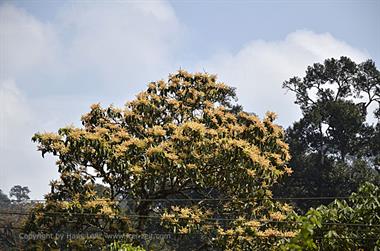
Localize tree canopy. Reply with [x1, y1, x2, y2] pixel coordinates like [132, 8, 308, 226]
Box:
[283, 56, 379, 161]
[24, 70, 295, 250]
[275, 56, 380, 210]
[9, 185, 30, 202]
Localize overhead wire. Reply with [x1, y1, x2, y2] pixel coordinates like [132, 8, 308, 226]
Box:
[1, 195, 371, 203]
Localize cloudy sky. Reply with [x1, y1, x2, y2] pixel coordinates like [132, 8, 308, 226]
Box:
[1, 0, 379, 199]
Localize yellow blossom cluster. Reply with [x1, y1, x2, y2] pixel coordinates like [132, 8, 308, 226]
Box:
[147, 125, 166, 137]
[269, 211, 286, 221]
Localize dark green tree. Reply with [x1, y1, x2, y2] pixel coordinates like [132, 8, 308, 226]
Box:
[274, 56, 380, 211]
[0, 189, 10, 203]
[9, 185, 30, 202]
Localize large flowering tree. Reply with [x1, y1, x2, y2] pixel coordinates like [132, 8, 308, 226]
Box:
[23, 71, 294, 250]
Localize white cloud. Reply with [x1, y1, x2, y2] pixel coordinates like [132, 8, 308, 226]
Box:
[0, 4, 60, 77]
[0, 79, 31, 148]
[0, 1, 182, 198]
[288, 31, 369, 61]
[57, 1, 182, 92]
[1, 1, 182, 95]
[197, 30, 369, 126]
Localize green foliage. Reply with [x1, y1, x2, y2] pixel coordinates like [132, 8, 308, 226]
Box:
[282, 182, 380, 250]
[275, 57, 380, 210]
[282, 210, 323, 251]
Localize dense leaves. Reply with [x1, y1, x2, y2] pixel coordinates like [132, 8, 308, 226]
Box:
[25, 71, 294, 250]
[275, 57, 380, 210]
[283, 182, 380, 250]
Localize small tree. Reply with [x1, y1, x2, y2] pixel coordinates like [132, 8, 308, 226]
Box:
[24, 70, 294, 250]
[9, 185, 30, 202]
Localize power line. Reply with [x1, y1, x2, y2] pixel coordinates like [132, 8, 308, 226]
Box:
[1, 195, 371, 203]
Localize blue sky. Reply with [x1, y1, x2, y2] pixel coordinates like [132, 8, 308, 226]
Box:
[172, 1, 379, 59]
[1, 0, 379, 199]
